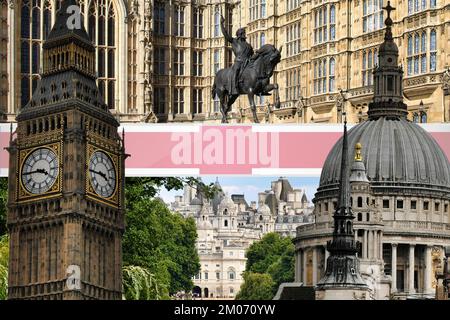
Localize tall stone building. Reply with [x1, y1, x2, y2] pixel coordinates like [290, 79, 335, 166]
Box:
[1, 0, 449, 124]
[6, 0, 126, 299]
[170, 177, 314, 299]
[293, 4, 450, 300]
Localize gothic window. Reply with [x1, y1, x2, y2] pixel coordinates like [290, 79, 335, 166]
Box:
[213, 94, 220, 113]
[249, 0, 257, 21]
[20, 0, 53, 107]
[287, 23, 300, 57]
[261, 0, 266, 18]
[287, 0, 300, 11]
[314, 4, 337, 44]
[407, 32, 428, 76]
[174, 5, 185, 37]
[329, 58, 335, 92]
[214, 49, 220, 74]
[173, 49, 184, 75]
[286, 68, 301, 100]
[153, 47, 166, 75]
[313, 58, 331, 94]
[173, 88, 184, 114]
[409, 0, 435, 14]
[363, 0, 383, 33]
[421, 32, 427, 73]
[214, 7, 220, 37]
[153, 2, 165, 35]
[154, 87, 166, 114]
[362, 49, 377, 86]
[430, 29, 437, 72]
[260, 33, 266, 46]
[193, 7, 203, 39]
[330, 5, 336, 40]
[88, 0, 116, 108]
[224, 219, 228, 227]
[193, 88, 203, 114]
[193, 51, 203, 76]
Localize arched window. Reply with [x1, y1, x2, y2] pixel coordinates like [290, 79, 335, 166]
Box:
[430, 30, 437, 71]
[89, 0, 116, 108]
[20, 0, 119, 108]
[366, 212, 370, 222]
[261, 0, 266, 18]
[214, 7, 220, 37]
[260, 33, 266, 46]
[357, 197, 363, 208]
[224, 219, 228, 227]
[329, 58, 335, 92]
[20, 0, 53, 107]
[322, 59, 327, 92]
[330, 5, 336, 40]
[413, 112, 419, 123]
[357, 212, 363, 221]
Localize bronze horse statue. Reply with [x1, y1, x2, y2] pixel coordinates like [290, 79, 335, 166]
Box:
[212, 44, 282, 123]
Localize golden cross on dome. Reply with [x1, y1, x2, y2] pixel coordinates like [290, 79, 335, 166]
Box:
[383, 1, 396, 20]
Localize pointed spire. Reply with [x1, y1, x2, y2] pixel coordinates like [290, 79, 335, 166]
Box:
[337, 118, 350, 215]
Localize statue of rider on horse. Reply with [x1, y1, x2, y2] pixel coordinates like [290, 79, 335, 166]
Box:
[212, 15, 282, 123]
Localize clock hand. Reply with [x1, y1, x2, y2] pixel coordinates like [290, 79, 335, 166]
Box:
[22, 168, 49, 176]
[89, 169, 109, 181]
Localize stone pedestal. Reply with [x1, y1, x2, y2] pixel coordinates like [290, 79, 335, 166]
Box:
[315, 286, 372, 300]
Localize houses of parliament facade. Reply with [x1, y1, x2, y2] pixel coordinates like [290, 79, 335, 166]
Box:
[1, 0, 450, 124]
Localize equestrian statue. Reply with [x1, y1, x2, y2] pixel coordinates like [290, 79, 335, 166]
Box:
[212, 15, 282, 123]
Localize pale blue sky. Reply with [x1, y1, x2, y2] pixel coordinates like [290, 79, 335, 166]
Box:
[157, 176, 320, 204]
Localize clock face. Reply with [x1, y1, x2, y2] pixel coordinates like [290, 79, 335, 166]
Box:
[21, 148, 59, 194]
[88, 151, 116, 198]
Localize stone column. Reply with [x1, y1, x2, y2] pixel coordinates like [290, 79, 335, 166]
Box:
[424, 245, 432, 294]
[409, 244, 415, 294]
[368, 230, 373, 259]
[363, 230, 368, 259]
[312, 246, 318, 284]
[391, 243, 397, 293]
[302, 248, 307, 284]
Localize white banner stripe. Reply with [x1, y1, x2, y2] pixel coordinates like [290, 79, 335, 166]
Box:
[125, 168, 200, 176]
[252, 168, 322, 176]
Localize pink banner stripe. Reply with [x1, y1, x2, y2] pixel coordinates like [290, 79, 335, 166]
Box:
[1, 124, 449, 176]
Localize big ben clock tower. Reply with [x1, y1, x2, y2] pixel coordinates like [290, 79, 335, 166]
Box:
[7, 0, 125, 300]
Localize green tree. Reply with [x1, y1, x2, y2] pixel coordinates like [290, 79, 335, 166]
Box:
[238, 232, 295, 298]
[122, 265, 164, 300]
[235, 272, 275, 300]
[0, 235, 8, 300]
[123, 178, 203, 297]
[0, 178, 7, 237]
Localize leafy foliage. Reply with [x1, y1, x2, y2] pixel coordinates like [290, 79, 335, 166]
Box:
[0, 235, 8, 300]
[0, 178, 7, 237]
[123, 178, 202, 297]
[122, 265, 165, 300]
[237, 233, 295, 299]
[235, 272, 275, 300]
